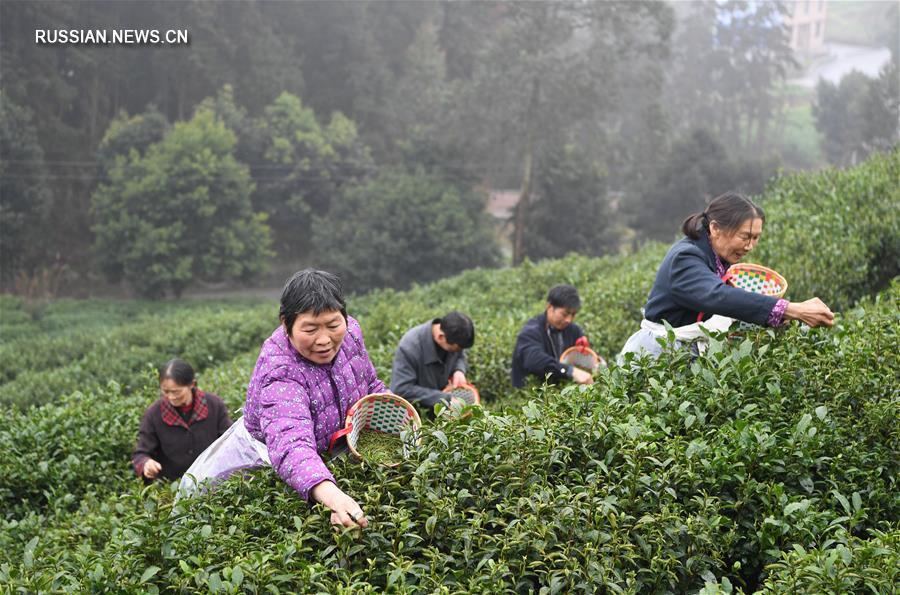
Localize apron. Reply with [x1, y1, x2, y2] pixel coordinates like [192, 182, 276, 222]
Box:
[617, 314, 734, 364]
[619, 256, 738, 365]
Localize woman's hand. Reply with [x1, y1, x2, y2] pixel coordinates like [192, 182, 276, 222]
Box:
[311, 480, 369, 529]
[142, 458, 162, 479]
[785, 298, 835, 327]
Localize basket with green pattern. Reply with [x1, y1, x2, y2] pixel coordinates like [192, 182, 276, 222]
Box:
[724, 263, 788, 332]
[329, 393, 421, 467]
[440, 383, 481, 418]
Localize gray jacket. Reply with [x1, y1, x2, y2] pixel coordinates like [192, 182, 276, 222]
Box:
[390, 320, 468, 408]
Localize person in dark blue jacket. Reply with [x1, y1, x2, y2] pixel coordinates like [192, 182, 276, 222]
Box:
[619, 192, 834, 361]
[511, 285, 594, 388]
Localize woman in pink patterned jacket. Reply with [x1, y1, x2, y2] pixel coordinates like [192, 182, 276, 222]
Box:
[242, 269, 385, 529]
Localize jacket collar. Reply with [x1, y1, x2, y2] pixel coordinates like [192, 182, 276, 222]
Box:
[160, 390, 209, 428]
[419, 320, 443, 365]
[695, 229, 729, 274]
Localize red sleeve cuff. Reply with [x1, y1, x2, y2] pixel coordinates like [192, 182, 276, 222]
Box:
[133, 456, 147, 476]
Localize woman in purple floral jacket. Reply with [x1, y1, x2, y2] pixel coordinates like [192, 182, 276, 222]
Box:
[242, 269, 385, 529]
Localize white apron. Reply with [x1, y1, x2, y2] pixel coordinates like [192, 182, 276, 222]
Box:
[617, 314, 734, 364]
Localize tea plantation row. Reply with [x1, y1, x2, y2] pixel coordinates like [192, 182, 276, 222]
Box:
[1, 282, 896, 593]
[0, 300, 276, 409]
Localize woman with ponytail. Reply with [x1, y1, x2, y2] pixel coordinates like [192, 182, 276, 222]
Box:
[618, 192, 834, 362]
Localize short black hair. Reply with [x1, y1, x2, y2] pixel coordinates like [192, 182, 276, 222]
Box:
[547, 284, 581, 310]
[280, 269, 347, 331]
[159, 358, 195, 386]
[440, 311, 475, 349]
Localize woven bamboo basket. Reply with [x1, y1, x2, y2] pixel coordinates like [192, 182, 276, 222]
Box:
[724, 263, 788, 298]
[329, 393, 421, 467]
[440, 383, 481, 418]
[442, 383, 481, 406]
[560, 346, 606, 373]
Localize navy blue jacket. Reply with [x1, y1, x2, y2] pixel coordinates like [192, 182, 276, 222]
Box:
[643, 231, 778, 327]
[511, 313, 584, 388]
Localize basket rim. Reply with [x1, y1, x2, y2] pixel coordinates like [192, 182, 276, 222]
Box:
[441, 382, 482, 405]
[726, 262, 788, 297]
[345, 392, 422, 465]
[559, 346, 606, 370]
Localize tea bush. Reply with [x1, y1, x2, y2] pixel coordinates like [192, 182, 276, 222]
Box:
[0, 295, 264, 342]
[1, 151, 897, 592]
[1, 282, 896, 593]
[0, 382, 149, 517]
[754, 148, 899, 310]
[759, 529, 899, 593]
[0, 349, 259, 518]
[0, 302, 276, 409]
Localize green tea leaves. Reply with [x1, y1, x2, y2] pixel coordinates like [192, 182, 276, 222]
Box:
[140, 566, 160, 584]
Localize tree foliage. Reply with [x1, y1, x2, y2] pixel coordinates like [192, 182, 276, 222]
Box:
[457, 1, 674, 263]
[0, 0, 891, 292]
[252, 92, 374, 256]
[0, 93, 52, 285]
[665, 1, 796, 153]
[312, 166, 500, 292]
[629, 128, 778, 242]
[91, 108, 271, 298]
[522, 144, 616, 261]
[814, 58, 900, 166]
[96, 106, 169, 173]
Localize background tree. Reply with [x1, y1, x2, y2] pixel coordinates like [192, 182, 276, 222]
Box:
[1, 0, 893, 294]
[385, 22, 454, 152]
[96, 106, 169, 173]
[312, 166, 500, 292]
[460, 1, 673, 264]
[0, 94, 52, 287]
[386, 20, 481, 189]
[628, 128, 777, 242]
[91, 108, 271, 298]
[522, 144, 616, 261]
[664, 1, 795, 153]
[815, 57, 899, 166]
[252, 92, 374, 257]
[282, 1, 436, 158]
[861, 57, 900, 154]
[0, 1, 302, 285]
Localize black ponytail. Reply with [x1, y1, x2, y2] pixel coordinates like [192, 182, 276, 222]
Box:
[682, 192, 765, 240]
[681, 212, 708, 239]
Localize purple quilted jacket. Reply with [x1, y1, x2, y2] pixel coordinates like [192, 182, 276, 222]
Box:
[244, 316, 385, 500]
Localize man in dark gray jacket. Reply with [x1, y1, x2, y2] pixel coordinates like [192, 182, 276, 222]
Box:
[390, 312, 475, 410]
